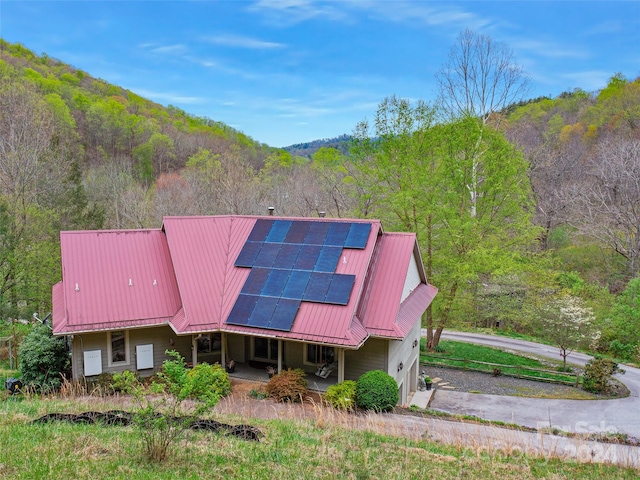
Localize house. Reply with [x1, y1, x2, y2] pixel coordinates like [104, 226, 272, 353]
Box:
[52, 215, 437, 405]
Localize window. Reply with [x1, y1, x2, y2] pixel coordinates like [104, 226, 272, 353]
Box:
[253, 338, 282, 362]
[197, 333, 222, 354]
[306, 344, 335, 365]
[108, 330, 129, 366]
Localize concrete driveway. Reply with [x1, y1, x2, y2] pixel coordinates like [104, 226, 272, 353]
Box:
[426, 330, 640, 437]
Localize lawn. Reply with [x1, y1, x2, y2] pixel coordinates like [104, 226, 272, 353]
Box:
[0, 395, 637, 479]
[421, 340, 579, 385]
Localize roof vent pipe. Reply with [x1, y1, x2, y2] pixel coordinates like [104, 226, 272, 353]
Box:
[319, 211, 326, 218]
[268, 206, 275, 216]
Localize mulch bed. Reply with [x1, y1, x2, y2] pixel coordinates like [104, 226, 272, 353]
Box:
[32, 410, 263, 441]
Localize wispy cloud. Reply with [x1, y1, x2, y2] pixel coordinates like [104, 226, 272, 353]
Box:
[202, 34, 286, 49]
[248, 0, 350, 25]
[558, 70, 612, 92]
[249, 0, 488, 31]
[512, 39, 589, 60]
[133, 89, 205, 105]
[586, 20, 624, 36]
[148, 44, 188, 55]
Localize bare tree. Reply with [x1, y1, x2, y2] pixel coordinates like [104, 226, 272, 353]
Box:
[436, 28, 530, 125]
[568, 138, 640, 278]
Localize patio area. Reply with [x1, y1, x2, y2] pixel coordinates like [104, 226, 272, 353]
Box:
[228, 362, 337, 392]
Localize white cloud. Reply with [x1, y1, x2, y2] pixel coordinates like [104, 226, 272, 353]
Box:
[202, 34, 286, 49]
[148, 44, 188, 55]
[557, 70, 611, 92]
[249, 0, 349, 25]
[512, 39, 589, 60]
[133, 89, 205, 105]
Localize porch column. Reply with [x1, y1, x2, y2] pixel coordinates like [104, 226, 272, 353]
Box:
[192, 335, 198, 366]
[221, 332, 227, 368]
[277, 339, 283, 373]
[337, 348, 345, 383]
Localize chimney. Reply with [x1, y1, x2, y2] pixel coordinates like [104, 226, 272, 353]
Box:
[319, 211, 326, 218]
[267, 206, 275, 216]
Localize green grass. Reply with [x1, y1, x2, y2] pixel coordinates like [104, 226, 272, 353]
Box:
[0, 396, 637, 479]
[422, 340, 578, 385]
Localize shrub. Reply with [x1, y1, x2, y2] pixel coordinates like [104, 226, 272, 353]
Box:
[111, 370, 140, 394]
[132, 351, 230, 462]
[582, 356, 623, 394]
[185, 362, 231, 402]
[266, 368, 308, 403]
[18, 323, 69, 392]
[608, 340, 637, 361]
[324, 380, 356, 411]
[355, 370, 398, 412]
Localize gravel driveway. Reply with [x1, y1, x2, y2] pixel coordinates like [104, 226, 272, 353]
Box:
[424, 365, 587, 397]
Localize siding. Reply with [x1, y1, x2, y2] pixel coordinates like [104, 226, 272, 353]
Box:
[401, 252, 422, 302]
[387, 318, 421, 404]
[71, 326, 192, 379]
[344, 338, 386, 380]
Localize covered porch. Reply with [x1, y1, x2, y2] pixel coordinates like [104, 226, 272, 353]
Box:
[225, 361, 337, 393]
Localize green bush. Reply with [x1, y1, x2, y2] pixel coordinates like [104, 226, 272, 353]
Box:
[18, 323, 69, 392]
[355, 370, 398, 412]
[582, 356, 623, 394]
[132, 351, 230, 462]
[185, 362, 231, 402]
[266, 368, 308, 403]
[324, 380, 356, 411]
[111, 370, 140, 394]
[608, 340, 636, 361]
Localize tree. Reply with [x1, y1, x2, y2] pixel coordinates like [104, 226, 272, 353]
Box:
[602, 278, 640, 358]
[426, 117, 538, 347]
[567, 139, 640, 279]
[436, 28, 530, 124]
[536, 294, 594, 371]
[18, 322, 70, 391]
[436, 29, 530, 219]
[350, 97, 538, 349]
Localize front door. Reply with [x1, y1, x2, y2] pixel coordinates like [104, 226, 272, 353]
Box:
[253, 337, 282, 362]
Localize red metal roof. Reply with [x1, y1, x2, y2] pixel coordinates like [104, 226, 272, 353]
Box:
[53, 229, 182, 334]
[359, 233, 438, 339]
[53, 215, 437, 346]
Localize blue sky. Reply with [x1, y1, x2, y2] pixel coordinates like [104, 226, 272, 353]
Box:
[1, 1, 639, 147]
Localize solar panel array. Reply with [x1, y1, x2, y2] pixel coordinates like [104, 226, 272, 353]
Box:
[227, 219, 371, 331]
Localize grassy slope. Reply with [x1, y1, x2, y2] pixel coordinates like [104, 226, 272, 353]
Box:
[0, 396, 637, 479]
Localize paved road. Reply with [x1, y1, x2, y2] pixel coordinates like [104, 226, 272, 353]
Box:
[426, 330, 640, 438]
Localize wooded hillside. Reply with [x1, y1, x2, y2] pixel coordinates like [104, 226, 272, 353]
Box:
[1, 38, 639, 361]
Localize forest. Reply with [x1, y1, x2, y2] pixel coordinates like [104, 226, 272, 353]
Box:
[1, 34, 639, 360]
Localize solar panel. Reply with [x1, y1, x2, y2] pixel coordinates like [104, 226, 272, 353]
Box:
[234, 241, 263, 267]
[273, 243, 302, 269]
[282, 270, 311, 299]
[253, 243, 281, 268]
[344, 223, 371, 249]
[284, 221, 310, 244]
[324, 222, 351, 246]
[314, 246, 342, 272]
[304, 222, 331, 245]
[241, 268, 270, 295]
[303, 272, 333, 303]
[268, 299, 301, 331]
[262, 269, 290, 297]
[266, 220, 292, 243]
[232, 218, 362, 332]
[294, 244, 321, 271]
[325, 274, 356, 305]
[247, 219, 273, 242]
[248, 296, 279, 328]
[226, 294, 258, 326]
